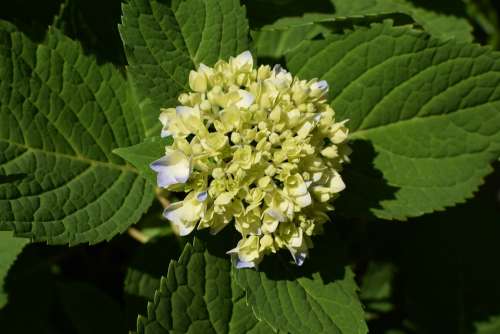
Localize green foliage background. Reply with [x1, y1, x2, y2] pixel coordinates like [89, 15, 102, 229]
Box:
[1, 0, 500, 333]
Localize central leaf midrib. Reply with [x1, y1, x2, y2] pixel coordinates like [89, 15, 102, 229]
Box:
[1, 139, 138, 173]
[171, 0, 200, 68]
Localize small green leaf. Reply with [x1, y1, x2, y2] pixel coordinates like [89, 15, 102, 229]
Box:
[360, 262, 396, 313]
[287, 22, 500, 220]
[252, 23, 326, 60]
[252, 13, 331, 59]
[0, 232, 28, 308]
[120, 0, 250, 137]
[0, 24, 154, 244]
[113, 136, 172, 186]
[137, 238, 272, 334]
[475, 315, 500, 334]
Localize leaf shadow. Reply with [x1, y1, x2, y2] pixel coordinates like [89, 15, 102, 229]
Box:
[0, 173, 28, 184]
[0, 0, 126, 66]
[392, 165, 500, 333]
[253, 223, 350, 285]
[198, 222, 348, 285]
[352, 163, 500, 333]
[335, 139, 399, 221]
[123, 234, 182, 330]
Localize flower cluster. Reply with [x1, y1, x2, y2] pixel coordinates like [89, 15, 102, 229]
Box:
[150, 51, 350, 268]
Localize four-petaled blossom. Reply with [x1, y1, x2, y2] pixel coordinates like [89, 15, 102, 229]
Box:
[150, 50, 350, 269]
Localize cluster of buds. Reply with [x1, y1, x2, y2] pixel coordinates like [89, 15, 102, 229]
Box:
[150, 51, 350, 268]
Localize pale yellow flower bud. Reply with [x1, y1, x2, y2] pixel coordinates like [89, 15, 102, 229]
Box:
[189, 70, 208, 92]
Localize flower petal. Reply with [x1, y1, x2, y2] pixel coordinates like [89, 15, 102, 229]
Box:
[235, 259, 256, 269]
[311, 80, 329, 93]
[233, 50, 253, 70]
[150, 150, 191, 188]
[329, 171, 346, 193]
[176, 106, 196, 117]
[289, 248, 307, 266]
[163, 203, 197, 236]
[236, 90, 255, 108]
[163, 192, 206, 236]
[189, 70, 207, 92]
[197, 191, 208, 202]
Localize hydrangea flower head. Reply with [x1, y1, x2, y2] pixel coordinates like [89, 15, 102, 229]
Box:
[150, 51, 350, 268]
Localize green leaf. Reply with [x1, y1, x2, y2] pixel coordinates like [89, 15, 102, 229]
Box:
[119, 0, 250, 137]
[464, 0, 500, 49]
[0, 232, 28, 308]
[475, 316, 500, 334]
[287, 22, 500, 220]
[330, 0, 473, 42]
[359, 262, 395, 314]
[113, 136, 173, 186]
[0, 24, 154, 244]
[233, 229, 368, 334]
[252, 20, 328, 60]
[228, 280, 274, 334]
[58, 282, 128, 334]
[137, 238, 272, 334]
[124, 235, 181, 330]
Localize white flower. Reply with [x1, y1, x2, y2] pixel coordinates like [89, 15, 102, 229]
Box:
[159, 110, 171, 138]
[310, 80, 329, 97]
[231, 50, 253, 71]
[261, 208, 286, 234]
[286, 228, 308, 266]
[284, 174, 312, 208]
[150, 149, 191, 188]
[236, 90, 255, 108]
[227, 235, 261, 268]
[163, 191, 207, 236]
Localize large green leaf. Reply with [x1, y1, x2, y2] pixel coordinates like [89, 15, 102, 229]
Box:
[287, 21, 500, 220]
[119, 0, 250, 137]
[330, 0, 473, 42]
[0, 232, 28, 308]
[0, 23, 154, 244]
[233, 229, 368, 334]
[137, 238, 272, 334]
